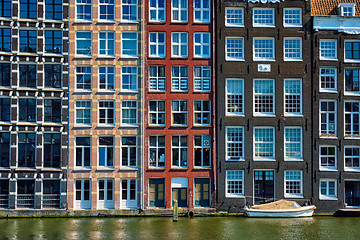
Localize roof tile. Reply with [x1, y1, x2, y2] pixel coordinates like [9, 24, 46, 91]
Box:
[311, 0, 360, 16]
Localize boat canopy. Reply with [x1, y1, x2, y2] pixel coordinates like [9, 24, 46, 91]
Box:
[251, 200, 301, 210]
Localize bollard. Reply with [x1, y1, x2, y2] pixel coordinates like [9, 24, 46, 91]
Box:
[173, 200, 178, 222]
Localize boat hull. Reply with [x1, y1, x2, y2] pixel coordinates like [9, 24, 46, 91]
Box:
[244, 206, 316, 218]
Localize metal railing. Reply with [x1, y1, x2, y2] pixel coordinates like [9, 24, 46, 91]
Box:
[16, 194, 35, 208]
[42, 194, 60, 208]
[0, 194, 9, 208]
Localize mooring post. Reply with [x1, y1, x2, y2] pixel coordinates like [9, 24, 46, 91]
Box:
[173, 200, 178, 222]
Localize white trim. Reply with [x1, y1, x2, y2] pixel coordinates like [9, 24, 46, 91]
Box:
[319, 39, 337, 61]
[284, 170, 303, 198]
[283, 8, 302, 28]
[319, 179, 338, 200]
[225, 7, 244, 27]
[225, 126, 245, 161]
[253, 127, 275, 161]
[252, 8, 275, 28]
[284, 127, 303, 161]
[319, 145, 337, 171]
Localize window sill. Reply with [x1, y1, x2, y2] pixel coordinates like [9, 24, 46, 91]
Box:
[17, 53, 39, 57]
[41, 88, 63, 92]
[225, 24, 244, 28]
[0, 167, 11, 171]
[344, 59, 360, 63]
[0, 51, 12, 56]
[253, 25, 275, 28]
[15, 167, 37, 171]
[0, 122, 11, 126]
[16, 122, 37, 126]
[17, 87, 38, 91]
[120, 124, 138, 128]
[226, 114, 245, 117]
[148, 21, 166, 24]
[170, 56, 188, 59]
[344, 136, 360, 139]
[148, 167, 166, 170]
[42, 19, 64, 24]
[283, 25, 303, 28]
[171, 167, 188, 170]
[253, 114, 276, 117]
[148, 56, 166, 59]
[119, 166, 138, 170]
[73, 167, 91, 171]
[193, 166, 211, 169]
[96, 20, 116, 24]
[319, 197, 338, 201]
[40, 168, 62, 172]
[170, 90, 188, 93]
[283, 114, 303, 117]
[284, 195, 303, 199]
[74, 124, 92, 128]
[284, 158, 303, 162]
[171, 124, 188, 127]
[193, 90, 211, 93]
[344, 92, 360, 96]
[226, 158, 245, 161]
[193, 124, 211, 127]
[319, 58, 338, 61]
[43, 53, 63, 57]
[319, 89, 338, 94]
[226, 195, 245, 199]
[96, 166, 115, 171]
[148, 90, 166, 93]
[120, 56, 139, 59]
[148, 124, 166, 128]
[119, 20, 139, 24]
[0, 86, 11, 90]
[120, 90, 138, 94]
[96, 55, 115, 59]
[74, 55, 92, 59]
[283, 59, 303, 62]
[225, 58, 245, 62]
[73, 20, 93, 24]
[253, 59, 276, 62]
[17, 18, 38, 22]
[97, 124, 115, 128]
[42, 123, 63, 127]
[319, 135, 337, 139]
[193, 56, 211, 59]
[253, 158, 276, 161]
[73, 90, 92, 94]
[344, 168, 360, 172]
[319, 168, 338, 172]
[0, 17, 12, 22]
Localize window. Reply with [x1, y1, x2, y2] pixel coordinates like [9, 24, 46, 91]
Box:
[171, 66, 188, 91]
[319, 146, 337, 171]
[45, 0, 62, 20]
[98, 136, 114, 167]
[99, 32, 115, 57]
[345, 41, 360, 62]
[172, 135, 188, 167]
[75, 100, 92, 126]
[149, 65, 166, 91]
[320, 68, 337, 92]
[149, 178, 165, 207]
[194, 100, 210, 125]
[121, 100, 137, 125]
[253, 79, 274, 116]
[345, 146, 360, 171]
[0, 63, 11, 87]
[98, 179, 114, 209]
[284, 37, 302, 61]
[319, 179, 337, 200]
[44, 99, 61, 123]
[284, 79, 302, 116]
[99, 0, 115, 21]
[253, 38, 275, 61]
[44, 64, 62, 88]
[17, 180, 35, 208]
[74, 179, 91, 209]
[76, 66, 92, 91]
[225, 37, 244, 61]
[42, 179, 61, 208]
[18, 98, 36, 122]
[76, 32, 92, 57]
[43, 133, 61, 168]
[149, 0, 165, 22]
[0, 0, 11, 18]
[121, 0, 137, 22]
[19, 64, 36, 87]
[19, 30, 37, 53]
[99, 100, 115, 125]
[283, 8, 302, 27]
[149, 100, 165, 126]
[340, 3, 356, 17]
[194, 0, 210, 23]
[76, 0, 91, 21]
[121, 66, 137, 91]
[194, 66, 210, 91]
[194, 135, 210, 167]
[0, 179, 9, 208]
[226, 170, 244, 198]
[45, 30, 62, 54]
[20, 0, 37, 19]
[121, 32, 137, 58]
[254, 127, 275, 160]
[0, 98, 11, 122]
[149, 135, 166, 168]
[253, 8, 274, 27]
[0, 132, 10, 168]
[172, 32, 188, 58]
[320, 100, 336, 137]
[225, 7, 244, 27]
[284, 171, 303, 198]
[99, 66, 115, 91]
[345, 101, 360, 137]
[75, 136, 91, 167]
[171, 100, 188, 125]
[18, 133, 36, 168]
[319, 39, 337, 60]
[284, 127, 302, 161]
[149, 32, 166, 58]
[345, 69, 360, 94]
[194, 33, 210, 58]
[121, 179, 137, 208]
[0, 28, 11, 52]
[121, 136, 137, 167]
[226, 127, 244, 161]
[172, 0, 187, 22]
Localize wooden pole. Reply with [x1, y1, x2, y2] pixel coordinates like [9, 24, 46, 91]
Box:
[173, 200, 178, 222]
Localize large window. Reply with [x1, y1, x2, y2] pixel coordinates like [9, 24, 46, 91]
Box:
[76, 66, 92, 91]
[345, 101, 360, 137]
[172, 135, 188, 167]
[98, 100, 115, 125]
[149, 0, 165, 22]
[121, 136, 137, 167]
[121, 178, 137, 208]
[0, 28, 11, 52]
[17, 180, 35, 208]
[172, 32, 188, 58]
[172, 0, 187, 22]
[121, 0, 137, 22]
[19, 64, 36, 87]
[99, 32, 115, 57]
[284, 171, 303, 198]
[75, 136, 91, 168]
[254, 127, 275, 160]
[194, 66, 210, 91]
[98, 136, 114, 167]
[253, 8, 274, 27]
[194, 33, 210, 58]
[0, 98, 11, 122]
[283, 8, 302, 27]
[20, 0, 37, 19]
[149, 135, 166, 168]
[99, 66, 115, 91]
[0, 63, 11, 87]
[18, 133, 36, 168]
[171, 100, 188, 125]
[194, 100, 210, 125]
[225, 7, 244, 27]
[76, 0, 91, 21]
[226, 127, 244, 161]
[45, 30, 62, 54]
[226, 79, 243, 116]
[226, 170, 244, 198]
[99, 0, 115, 21]
[43, 133, 61, 168]
[284, 37, 302, 61]
[149, 65, 166, 91]
[76, 32, 92, 57]
[0, 0, 12, 18]
[194, 135, 210, 167]
[253, 79, 274, 116]
[0, 132, 10, 168]
[45, 0, 62, 20]
[44, 64, 62, 88]
[75, 100, 92, 126]
[149, 32, 166, 58]
[149, 100, 165, 126]
[284, 127, 302, 161]
[226, 37, 244, 61]
[98, 179, 114, 209]
[19, 30, 37, 53]
[319, 179, 337, 200]
[194, 0, 210, 23]
[121, 32, 137, 58]
[319, 39, 337, 60]
[319, 145, 337, 171]
[320, 100, 336, 137]
[345, 41, 360, 62]
[253, 37, 275, 61]
[171, 66, 188, 91]
[121, 66, 137, 91]
[74, 179, 91, 209]
[284, 79, 302, 116]
[344, 146, 360, 171]
[121, 100, 137, 126]
[44, 99, 62, 123]
[0, 179, 9, 208]
[319, 68, 337, 92]
[345, 69, 360, 94]
[18, 98, 36, 122]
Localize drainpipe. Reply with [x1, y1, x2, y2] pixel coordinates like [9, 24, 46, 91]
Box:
[141, 0, 145, 211]
[212, 0, 217, 208]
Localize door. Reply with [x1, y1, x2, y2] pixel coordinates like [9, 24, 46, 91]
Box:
[98, 179, 114, 209]
[254, 171, 274, 205]
[121, 179, 137, 209]
[195, 178, 210, 207]
[172, 188, 187, 208]
[345, 181, 360, 207]
[149, 178, 165, 208]
[74, 179, 91, 210]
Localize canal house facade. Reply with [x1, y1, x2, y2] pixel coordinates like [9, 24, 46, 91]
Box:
[143, 0, 216, 210]
[0, 0, 69, 209]
[67, 0, 143, 211]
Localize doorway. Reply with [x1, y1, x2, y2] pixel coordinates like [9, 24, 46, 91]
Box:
[254, 170, 274, 205]
[345, 181, 360, 207]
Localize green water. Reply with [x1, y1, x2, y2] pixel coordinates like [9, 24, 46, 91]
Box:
[0, 216, 359, 240]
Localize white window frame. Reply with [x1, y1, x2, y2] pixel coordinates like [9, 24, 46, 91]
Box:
[98, 31, 115, 57]
[225, 127, 244, 161]
[194, 135, 211, 168]
[253, 127, 275, 161]
[149, 65, 166, 91]
[149, 100, 166, 126]
[98, 65, 115, 92]
[149, 135, 166, 168]
[284, 170, 303, 198]
[339, 3, 356, 17]
[253, 79, 275, 117]
[319, 67, 337, 92]
[344, 146, 360, 171]
[149, 32, 166, 58]
[225, 7, 244, 27]
[319, 179, 337, 200]
[319, 100, 337, 137]
[194, 66, 211, 92]
[75, 31, 92, 58]
[97, 178, 114, 209]
[194, 100, 211, 126]
[283, 8, 302, 27]
[226, 79, 244, 116]
[76, 0, 92, 22]
[121, 100, 138, 126]
[319, 145, 337, 171]
[98, 100, 115, 126]
[344, 101, 360, 138]
[253, 37, 275, 61]
[284, 79, 302, 117]
[171, 32, 188, 58]
[121, 0, 138, 22]
[171, 65, 188, 91]
[284, 127, 303, 161]
[75, 136, 91, 168]
[121, 66, 138, 92]
[171, 135, 188, 168]
[98, 0, 115, 22]
[252, 8, 275, 27]
[225, 37, 244, 61]
[284, 37, 302, 61]
[98, 136, 114, 168]
[121, 32, 138, 58]
[75, 100, 92, 126]
[344, 40, 360, 63]
[344, 68, 360, 95]
[171, 0, 188, 23]
[149, 0, 165, 23]
[194, 33, 210, 58]
[171, 100, 188, 126]
[75, 65, 92, 91]
[193, 0, 210, 23]
[120, 178, 137, 209]
[74, 179, 91, 210]
[319, 39, 337, 61]
[225, 170, 244, 198]
[121, 136, 137, 168]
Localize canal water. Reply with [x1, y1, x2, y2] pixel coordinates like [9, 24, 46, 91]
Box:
[0, 216, 359, 240]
